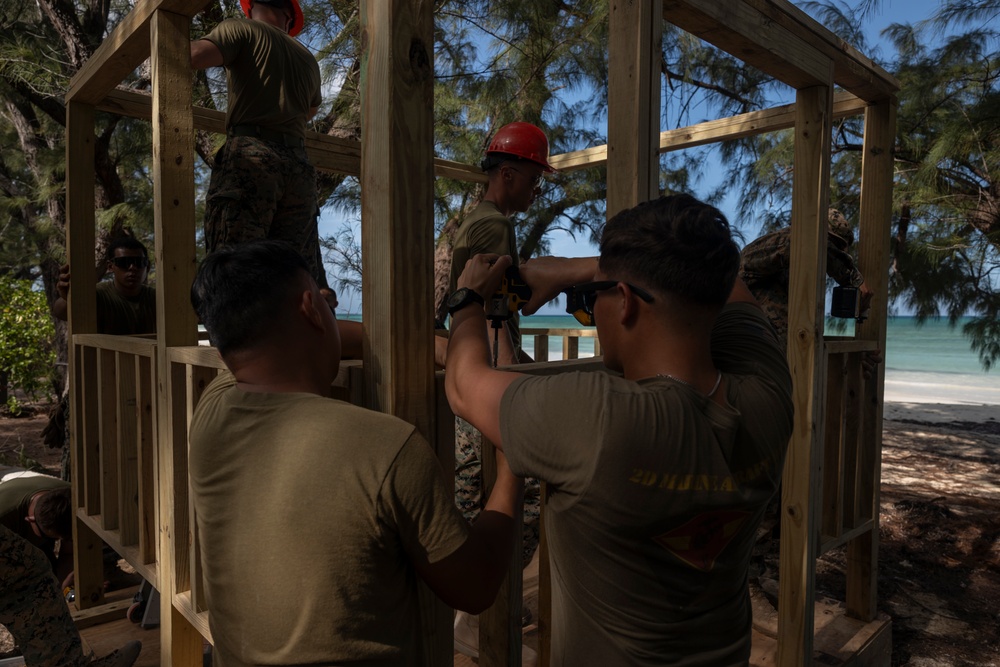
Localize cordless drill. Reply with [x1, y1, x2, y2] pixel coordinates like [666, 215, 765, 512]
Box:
[486, 265, 532, 367]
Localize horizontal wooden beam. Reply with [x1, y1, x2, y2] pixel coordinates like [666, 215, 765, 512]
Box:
[743, 0, 898, 101]
[94, 87, 868, 182]
[664, 0, 833, 90]
[66, 0, 210, 106]
[663, 0, 897, 101]
[551, 90, 867, 173]
[96, 89, 485, 181]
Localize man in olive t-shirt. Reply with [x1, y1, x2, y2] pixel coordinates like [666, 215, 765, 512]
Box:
[190, 0, 328, 289]
[189, 241, 523, 666]
[445, 195, 794, 666]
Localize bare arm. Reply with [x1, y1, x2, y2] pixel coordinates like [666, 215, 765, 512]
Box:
[517, 256, 598, 314]
[190, 39, 224, 69]
[51, 264, 70, 321]
[445, 254, 523, 449]
[337, 319, 363, 360]
[415, 450, 523, 613]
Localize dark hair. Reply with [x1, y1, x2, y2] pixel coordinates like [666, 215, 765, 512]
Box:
[35, 487, 72, 539]
[106, 236, 150, 261]
[191, 241, 310, 356]
[599, 194, 741, 306]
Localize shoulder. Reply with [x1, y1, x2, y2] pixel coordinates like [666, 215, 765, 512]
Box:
[0, 474, 68, 496]
[464, 201, 510, 228]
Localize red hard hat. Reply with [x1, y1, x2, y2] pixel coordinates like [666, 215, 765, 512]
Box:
[486, 122, 556, 172]
[240, 0, 305, 37]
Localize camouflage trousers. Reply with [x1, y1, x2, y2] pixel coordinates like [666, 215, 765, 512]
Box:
[0, 525, 87, 667]
[455, 417, 540, 569]
[205, 135, 328, 289]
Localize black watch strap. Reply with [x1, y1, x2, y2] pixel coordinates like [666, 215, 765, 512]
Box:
[446, 287, 485, 316]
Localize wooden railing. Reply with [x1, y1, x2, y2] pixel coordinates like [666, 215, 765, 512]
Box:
[521, 327, 601, 362]
[70, 326, 883, 665]
[70, 334, 159, 610]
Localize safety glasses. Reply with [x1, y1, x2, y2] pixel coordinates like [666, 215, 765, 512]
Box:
[506, 165, 543, 189]
[565, 280, 654, 326]
[110, 256, 149, 270]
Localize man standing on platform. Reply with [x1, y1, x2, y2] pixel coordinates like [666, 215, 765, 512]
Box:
[445, 194, 794, 665]
[190, 0, 328, 290]
[446, 121, 554, 661]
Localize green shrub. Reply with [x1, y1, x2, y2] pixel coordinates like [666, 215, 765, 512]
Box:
[0, 278, 56, 414]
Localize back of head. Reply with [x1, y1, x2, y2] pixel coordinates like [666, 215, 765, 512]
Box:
[600, 194, 740, 306]
[191, 241, 309, 356]
[106, 235, 149, 261]
[35, 487, 72, 540]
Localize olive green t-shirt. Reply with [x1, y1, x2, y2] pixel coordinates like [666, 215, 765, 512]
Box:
[500, 304, 793, 666]
[95, 281, 156, 335]
[189, 373, 469, 667]
[0, 474, 70, 561]
[202, 18, 322, 140]
[449, 200, 520, 344]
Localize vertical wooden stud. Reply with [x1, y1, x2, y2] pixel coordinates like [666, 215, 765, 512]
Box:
[360, 1, 443, 663]
[607, 0, 663, 217]
[848, 97, 897, 622]
[151, 8, 201, 666]
[777, 77, 834, 666]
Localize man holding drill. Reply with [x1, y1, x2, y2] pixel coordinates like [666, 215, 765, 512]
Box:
[446, 194, 794, 664]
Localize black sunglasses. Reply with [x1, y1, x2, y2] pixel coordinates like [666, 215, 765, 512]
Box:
[565, 280, 654, 327]
[110, 256, 149, 270]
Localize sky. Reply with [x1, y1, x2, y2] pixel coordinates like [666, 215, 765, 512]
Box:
[320, 0, 945, 315]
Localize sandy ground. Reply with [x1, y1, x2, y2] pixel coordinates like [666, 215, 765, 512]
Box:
[1, 400, 998, 665]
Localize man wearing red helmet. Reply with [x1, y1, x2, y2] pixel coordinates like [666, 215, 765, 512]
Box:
[447, 121, 554, 663]
[190, 0, 328, 291]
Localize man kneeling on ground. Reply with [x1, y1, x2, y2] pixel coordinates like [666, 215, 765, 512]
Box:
[189, 240, 522, 666]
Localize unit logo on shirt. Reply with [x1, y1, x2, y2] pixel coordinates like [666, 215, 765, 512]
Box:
[652, 510, 750, 572]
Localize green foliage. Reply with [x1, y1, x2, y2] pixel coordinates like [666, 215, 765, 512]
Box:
[0, 278, 56, 412]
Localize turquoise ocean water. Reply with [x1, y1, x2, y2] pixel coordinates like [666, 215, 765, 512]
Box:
[343, 313, 998, 406]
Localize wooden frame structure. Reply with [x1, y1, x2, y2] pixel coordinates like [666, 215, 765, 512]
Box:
[63, 1, 897, 665]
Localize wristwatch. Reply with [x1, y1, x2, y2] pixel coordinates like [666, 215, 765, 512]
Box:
[446, 287, 485, 316]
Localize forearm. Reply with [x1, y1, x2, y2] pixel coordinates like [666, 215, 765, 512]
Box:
[337, 319, 363, 359]
[51, 298, 68, 321]
[519, 256, 599, 314]
[445, 304, 493, 416]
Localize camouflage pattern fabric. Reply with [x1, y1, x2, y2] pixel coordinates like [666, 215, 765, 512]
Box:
[740, 225, 864, 347]
[455, 417, 540, 569]
[204, 135, 328, 289]
[0, 524, 87, 667]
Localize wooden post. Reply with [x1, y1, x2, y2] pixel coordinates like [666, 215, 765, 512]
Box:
[150, 8, 200, 666]
[607, 0, 663, 217]
[65, 100, 105, 611]
[848, 97, 897, 621]
[359, 1, 443, 664]
[777, 79, 833, 666]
